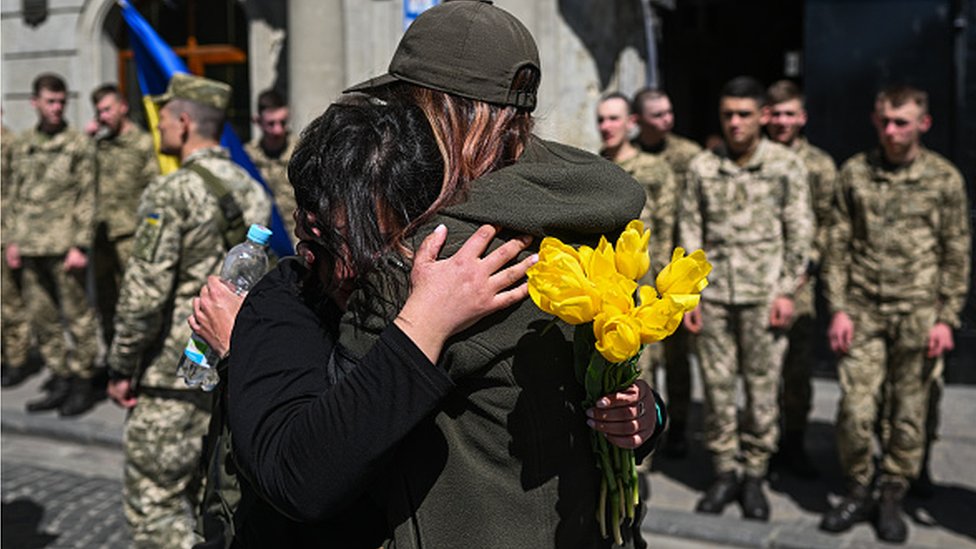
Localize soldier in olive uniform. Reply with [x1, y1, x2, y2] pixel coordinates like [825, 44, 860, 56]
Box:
[680, 76, 813, 521]
[820, 85, 970, 544]
[764, 80, 837, 478]
[632, 87, 702, 457]
[244, 88, 296, 238]
[5, 74, 99, 415]
[89, 84, 159, 352]
[105, 73, 270, 549]
[1, 121, 35, 387]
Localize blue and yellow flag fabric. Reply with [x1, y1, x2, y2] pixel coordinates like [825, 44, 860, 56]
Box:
[119, 0, 293, 257]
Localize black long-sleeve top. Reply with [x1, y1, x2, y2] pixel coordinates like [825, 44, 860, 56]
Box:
[226, 258, 455, 545]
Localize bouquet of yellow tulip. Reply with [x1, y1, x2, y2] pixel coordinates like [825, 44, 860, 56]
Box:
[526, 220, 711, 545]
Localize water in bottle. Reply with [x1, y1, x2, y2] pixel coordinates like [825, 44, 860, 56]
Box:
[178, 224, 273, 391]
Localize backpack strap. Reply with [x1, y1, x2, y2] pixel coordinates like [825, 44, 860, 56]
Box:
[186, 162, 247, 249]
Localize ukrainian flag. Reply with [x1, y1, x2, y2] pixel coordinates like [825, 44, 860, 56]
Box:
[119, 0, 293, 257]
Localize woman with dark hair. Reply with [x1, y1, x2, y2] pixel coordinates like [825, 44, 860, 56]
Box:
[332, 2, 664, 547]
[193, 100, 538, 547]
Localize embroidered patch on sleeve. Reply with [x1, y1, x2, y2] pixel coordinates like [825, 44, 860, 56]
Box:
[132, 212, 164, 262]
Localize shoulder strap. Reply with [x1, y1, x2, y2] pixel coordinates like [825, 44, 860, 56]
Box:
[186, 162, 247, 248]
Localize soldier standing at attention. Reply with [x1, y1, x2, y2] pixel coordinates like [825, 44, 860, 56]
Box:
[632, 87, 702, 457]
[819, 85, 970, 544]
[5, 73, 100, 416]
[680, 76, 813, 521]
[105, 73, 270, 549]
[244, 88, 296, 238]
[2, 120, 35, 387]
[89, 84, 159, 355]
[764, 80, 837, 479]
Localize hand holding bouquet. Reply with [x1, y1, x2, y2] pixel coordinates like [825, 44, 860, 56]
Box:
[526, 220, 710, 545]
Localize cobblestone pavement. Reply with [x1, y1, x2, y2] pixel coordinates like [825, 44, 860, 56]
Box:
[2, 433, 130, 549]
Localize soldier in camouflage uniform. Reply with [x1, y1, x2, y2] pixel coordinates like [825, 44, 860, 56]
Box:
[2, 121, 35, 387]
[597, 93, 676, 274]
[244, 89, 296, 238]
[5, 74, 100, 415]
[105, 73, 270, 549]
[632, 88, 702, 457]
[680, 77, 813, 521]
[89, 84, 159, 354]
[596, 92, 677, 492]
[820, 85, 971, 544]
[764, 80, 837, 479]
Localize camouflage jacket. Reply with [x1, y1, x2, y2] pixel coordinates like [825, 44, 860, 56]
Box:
[1, 126, 14, 243]
[680, 138, 814, 305]
[7, 125, 95, 255]
[95, 124, 159, 240]
[791, 137, 837, 265]
[614, 151, 677, 276]
[107, 146, 271, 389]
[637, 132, 702, 247]
[823, 148, 971, 328]
[245, 137, 296, 238]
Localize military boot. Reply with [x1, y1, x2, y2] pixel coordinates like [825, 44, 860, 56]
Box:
[696, 471, 740, 514]
[875, 480, 908, 543]
[820, 483, 874, 533]
[59, 376, 96, 417]
[25, 375, 71, 412]
[740, 475, 770, 521]
[1, 364, 32, 388]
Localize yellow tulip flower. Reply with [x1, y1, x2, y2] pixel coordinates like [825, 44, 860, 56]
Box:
[614, 220, 651, 281]
[632, 287, 685, 343]
[656, 248, 711, 304]
[594, 312, 642, 363]
[528, 238, 602, 324]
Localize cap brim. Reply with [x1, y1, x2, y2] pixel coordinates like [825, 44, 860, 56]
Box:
[150, 91, 173, 105]
[343, 73, 400, 95]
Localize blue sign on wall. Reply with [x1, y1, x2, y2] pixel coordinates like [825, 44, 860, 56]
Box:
[404, 0, 440, 30]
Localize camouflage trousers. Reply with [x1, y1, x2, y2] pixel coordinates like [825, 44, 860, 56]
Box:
[696, 300, 787, 477]
[93, 228, 134, 348]
[780, 279, 815, 434]
[836, 305, 938, 488]
[123, 390, 212, 549]
[2, 256, 31, 367]
[636, 327, 692, 473]
[19, 255, 97, 378]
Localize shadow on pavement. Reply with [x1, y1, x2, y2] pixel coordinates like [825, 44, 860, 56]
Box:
[766, 419, 846, 514]
[2, 499, 58, 548]
[905, 483, 976, 542]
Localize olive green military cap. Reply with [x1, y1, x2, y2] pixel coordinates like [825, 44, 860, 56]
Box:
[346, 0, 540, 111]
[152, 72, 232, 112]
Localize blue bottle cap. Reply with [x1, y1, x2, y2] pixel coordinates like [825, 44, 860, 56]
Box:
[246, 224, 273, 246]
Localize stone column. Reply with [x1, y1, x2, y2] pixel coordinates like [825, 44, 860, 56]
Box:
[287, 0, 346, 131]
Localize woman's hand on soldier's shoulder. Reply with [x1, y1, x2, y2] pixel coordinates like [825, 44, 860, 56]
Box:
[395, 224, 536, 363]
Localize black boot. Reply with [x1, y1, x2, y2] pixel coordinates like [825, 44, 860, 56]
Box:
[820, 483, 874, 533]
[780, 430, 820, 479]
[696, 471, 740, 514]
[1, 364, 32, 388]
[25, 375, 71, 412]
[59, 376, 96, 417]
[740, 475, 770, 521]
[876, 481, 908, 543]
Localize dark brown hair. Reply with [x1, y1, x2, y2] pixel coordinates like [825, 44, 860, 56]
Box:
[32, 73, 66, 96]
[876, 84, 928, 115]
[766, 80, 803, 107]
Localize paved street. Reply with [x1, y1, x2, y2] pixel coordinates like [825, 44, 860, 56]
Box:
[2, 366, 975, 548]
[2, 433, 129, 548]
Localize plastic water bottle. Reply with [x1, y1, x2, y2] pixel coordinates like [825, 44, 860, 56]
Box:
[177, 224, 272, 391]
